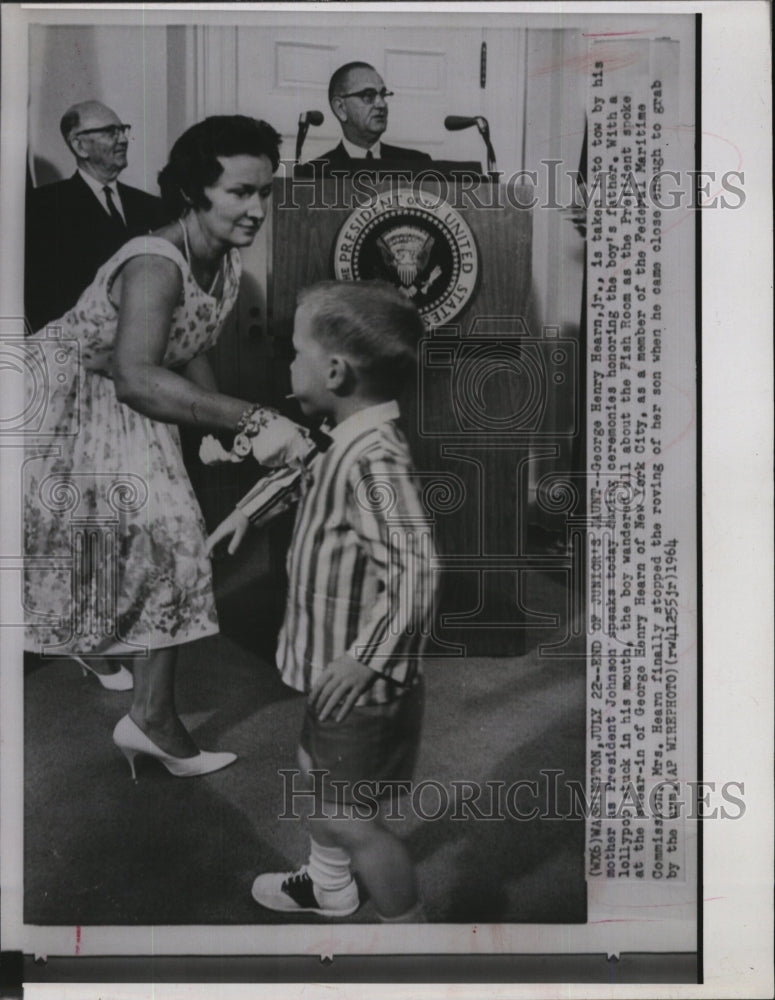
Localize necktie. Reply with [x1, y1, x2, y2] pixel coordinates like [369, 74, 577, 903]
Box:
[103, 186, 125, 227]
[365, 149, 374, 161]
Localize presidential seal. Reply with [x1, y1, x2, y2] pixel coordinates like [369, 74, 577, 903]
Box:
[333, 188, 478, 326]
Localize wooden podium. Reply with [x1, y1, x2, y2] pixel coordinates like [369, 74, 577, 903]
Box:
[270, 174, 531, 343]
[265, 173, 562, 658]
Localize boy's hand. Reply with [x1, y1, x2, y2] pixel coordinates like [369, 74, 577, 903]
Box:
[204, 509, 250, 557]
[310, 654, 376, 722]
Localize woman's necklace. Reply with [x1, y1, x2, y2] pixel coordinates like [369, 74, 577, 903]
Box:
[178, 219, 223, 296]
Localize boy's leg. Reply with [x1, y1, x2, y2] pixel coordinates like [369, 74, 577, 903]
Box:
[297, 746, 356, 896]
[306, 835, 353, 892]
[252, 687, 424, 921]
[251, 747, 360, 917]
[310, 810, 419, 920]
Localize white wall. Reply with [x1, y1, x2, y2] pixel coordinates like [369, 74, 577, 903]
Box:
[28, 24, 169, 193]
[28, 23, 544, 190]
[523, 28, 587, 334]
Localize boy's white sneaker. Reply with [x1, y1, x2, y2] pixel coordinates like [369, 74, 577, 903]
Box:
[251, 866, 360, 917]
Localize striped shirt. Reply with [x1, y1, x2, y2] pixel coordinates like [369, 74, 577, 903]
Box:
[238, 401, 436, 705]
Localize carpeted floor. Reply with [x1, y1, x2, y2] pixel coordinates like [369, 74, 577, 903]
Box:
[24, 563, 586, 927]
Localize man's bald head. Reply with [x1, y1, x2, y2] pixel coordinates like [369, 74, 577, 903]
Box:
[60, 101, 129, 183]
[60, 101, 118, 145]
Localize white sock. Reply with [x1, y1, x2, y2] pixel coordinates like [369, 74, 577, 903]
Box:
[378, 901, 426, 923]
[307, 838, 353, 892]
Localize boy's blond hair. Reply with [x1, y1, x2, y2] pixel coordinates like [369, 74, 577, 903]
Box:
[298, 280, 425, 397]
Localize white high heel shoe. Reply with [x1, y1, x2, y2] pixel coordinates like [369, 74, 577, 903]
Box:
[112, 714, 237, 780]
[72, 655, 134, 691]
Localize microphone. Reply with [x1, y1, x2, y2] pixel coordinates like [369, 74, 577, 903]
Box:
[444, 115, 480, 131]
[444, 114, 497, 174]
[301, 110, 324, 127]
[295, 110, 324, 163]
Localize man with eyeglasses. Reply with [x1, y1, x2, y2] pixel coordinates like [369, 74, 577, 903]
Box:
[25, 100, 166, 331]
[310, 62, 432, 170]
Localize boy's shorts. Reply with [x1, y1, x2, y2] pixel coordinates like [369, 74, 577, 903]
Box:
[300, 679, 424, 805]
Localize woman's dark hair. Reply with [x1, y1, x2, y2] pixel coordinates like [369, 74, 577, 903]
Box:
[157, 115, 281, 216]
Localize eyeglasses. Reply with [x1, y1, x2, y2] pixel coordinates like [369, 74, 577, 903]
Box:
[337, 88, 394, 105]
[74, 124, 132, 140]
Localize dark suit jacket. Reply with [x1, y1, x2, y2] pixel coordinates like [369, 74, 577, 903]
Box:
[308, 140, 432, 171]
[25, 172, 168, 331]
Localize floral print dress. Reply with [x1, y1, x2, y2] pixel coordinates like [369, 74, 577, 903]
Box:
[24, 236, 241, 655]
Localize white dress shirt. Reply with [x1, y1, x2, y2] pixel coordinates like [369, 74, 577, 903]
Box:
[77, 168, 126, 223]
[341, 137, 382, 160]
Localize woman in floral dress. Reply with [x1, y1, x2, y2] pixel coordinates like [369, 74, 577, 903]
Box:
[25, 116, 306, 776]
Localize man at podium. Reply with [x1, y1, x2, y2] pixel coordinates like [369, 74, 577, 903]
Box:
[308, 61, 432, 170]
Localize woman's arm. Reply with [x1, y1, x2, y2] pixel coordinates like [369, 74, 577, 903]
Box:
[179, 353, 219, 393]
[112, 255, 246, 431]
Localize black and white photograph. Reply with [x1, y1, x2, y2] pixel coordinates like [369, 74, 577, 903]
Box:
[0, 2, 771, 997]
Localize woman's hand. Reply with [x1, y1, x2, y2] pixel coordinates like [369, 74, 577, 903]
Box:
[248, 411, 315, 468]
[201, 417, 316, 467]
[204, 509, 250, 557]
[199, 435, 241, 465]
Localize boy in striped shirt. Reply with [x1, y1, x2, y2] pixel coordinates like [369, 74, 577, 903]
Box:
[207, 281, 436, 922]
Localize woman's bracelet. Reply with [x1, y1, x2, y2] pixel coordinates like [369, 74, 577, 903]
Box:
[235, 403, 265, 435]
[233, 403, 282, 458]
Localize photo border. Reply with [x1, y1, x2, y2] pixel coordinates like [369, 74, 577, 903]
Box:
[1, 1, 772, 997]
